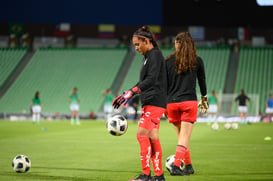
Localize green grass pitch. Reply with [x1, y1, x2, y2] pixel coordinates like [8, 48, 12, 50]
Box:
[0, 120, 272, 181]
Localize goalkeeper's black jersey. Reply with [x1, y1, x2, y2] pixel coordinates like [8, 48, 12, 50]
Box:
[136, 47, 167, 109]
[235, 94, 250, 106]
[165, 55, 207, 103]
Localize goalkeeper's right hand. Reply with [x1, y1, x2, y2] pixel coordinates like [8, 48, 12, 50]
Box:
[198, 95, 209, 113]
[112, 86, 141, 109]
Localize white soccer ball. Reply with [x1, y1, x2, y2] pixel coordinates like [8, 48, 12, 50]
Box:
[165, 155, 184, 173]
[231, 123, 239, 130]
[211, 123, 219, 131]
[12, 155, 31, 173]
[224, 123, 232, 130]
[106, 114, 128, 136]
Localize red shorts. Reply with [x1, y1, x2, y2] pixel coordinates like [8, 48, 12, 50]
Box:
[139, 105, 165, 131]
[167, 101, 198, 125]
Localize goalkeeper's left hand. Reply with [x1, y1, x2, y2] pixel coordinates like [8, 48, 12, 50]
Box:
[198, 95, 209, 113]
[112, 86, 141, 109]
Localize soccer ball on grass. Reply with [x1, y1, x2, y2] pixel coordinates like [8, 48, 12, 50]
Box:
[224, 123, 232, 130]
[106, 114, 128, 136]
[211, 122, 219, 131]
[231, 123, 239, 130]
[12, 154, 31, 173]
[165, 155, 184, 173]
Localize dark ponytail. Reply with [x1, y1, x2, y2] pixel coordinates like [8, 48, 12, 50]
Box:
[35, 91, 39, 99]
[133, 25, 159, 48]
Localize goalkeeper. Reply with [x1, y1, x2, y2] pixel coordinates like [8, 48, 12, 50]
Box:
[113, 26, 167, 181]
[165, 32, 208, 176]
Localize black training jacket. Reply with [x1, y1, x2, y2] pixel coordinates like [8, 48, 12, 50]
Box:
[135, 48, 167, 109]
[166, 55, 207, 103]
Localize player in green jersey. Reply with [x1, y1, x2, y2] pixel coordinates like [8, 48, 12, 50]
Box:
[102, 88, 114, 120]
[31, 91, 42, 123]
[208, 90, 218, 124]
[68, 87, 80, 125]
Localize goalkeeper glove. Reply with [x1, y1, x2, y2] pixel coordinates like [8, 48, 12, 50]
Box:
[198, 95, 209, 113]
[112, 86, 141, 109]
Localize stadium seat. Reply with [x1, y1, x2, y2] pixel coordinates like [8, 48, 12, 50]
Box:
[0, 48, 27, 86]
[0, 48, 127, 114]
[233, 47, 273, 115]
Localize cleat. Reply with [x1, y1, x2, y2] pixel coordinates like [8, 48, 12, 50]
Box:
[129, 173, 151, 181]
[184, 164, 194, 174]
[151, 174, 165, 181]
[170, 165, 189, 176]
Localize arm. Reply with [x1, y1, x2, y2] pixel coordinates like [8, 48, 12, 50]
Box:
[197, 57, 207, 96]
[197, 57, 208, 113]
[246, 96, 250, 106]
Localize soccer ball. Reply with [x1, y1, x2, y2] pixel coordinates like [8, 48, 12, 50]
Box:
[211, 123, 219, 130]
[165, 155, 184, 173]
[224, 123, 232, 130]
[12, 155, 31, 173]
[231, 123, 239, 130]
[106, 114, 128, 136]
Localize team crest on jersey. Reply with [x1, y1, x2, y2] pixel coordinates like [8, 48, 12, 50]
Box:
[141, 109, 151, 117]
[144, 112, 151, 117]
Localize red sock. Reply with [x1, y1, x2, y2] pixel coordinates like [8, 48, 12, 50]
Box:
[174, 145, 187, 167]
[137, 134, 151, 175]
[184, 147, 192, 165]
[151, 139, 163, 176]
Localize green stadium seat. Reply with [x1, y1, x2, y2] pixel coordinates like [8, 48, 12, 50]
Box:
[0, 48, 127, 114]
[233, 47, 273, 115]
[0, 48, 27, 86]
